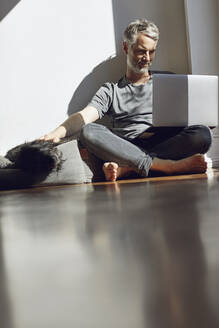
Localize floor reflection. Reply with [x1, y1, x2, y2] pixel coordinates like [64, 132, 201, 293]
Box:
[83, 180, 219, 328]
[0, 208, 14, 328]
[0, 179, 219, 327]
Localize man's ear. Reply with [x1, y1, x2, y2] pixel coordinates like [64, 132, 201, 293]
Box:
[123, 41, 128, 55]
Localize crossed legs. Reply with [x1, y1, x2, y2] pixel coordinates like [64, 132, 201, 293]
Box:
[80, 123, 212, 181]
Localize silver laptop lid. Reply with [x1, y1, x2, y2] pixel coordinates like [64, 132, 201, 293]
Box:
[152, 74, 218, 127]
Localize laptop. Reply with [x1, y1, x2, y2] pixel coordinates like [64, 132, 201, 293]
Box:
[152, 74, 218, 127]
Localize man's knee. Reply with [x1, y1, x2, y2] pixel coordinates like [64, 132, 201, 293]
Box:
[80, 123, 106, 146]
[188, 125, 212, 154]
[80, 123, 95, 142]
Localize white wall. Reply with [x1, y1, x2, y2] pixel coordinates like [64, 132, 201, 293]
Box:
[0, 0, 21, 21]
[111, 0, 189, 74]
[0, 0, 188, 155]
[184, 0, 219, 75]
[184, 0, 219, 167]
[0, 0, 116, 154]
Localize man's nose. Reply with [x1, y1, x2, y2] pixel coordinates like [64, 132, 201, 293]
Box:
[143, 51, 150, 61]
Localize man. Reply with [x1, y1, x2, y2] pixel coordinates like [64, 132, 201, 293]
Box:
[40, 19, 212, 181]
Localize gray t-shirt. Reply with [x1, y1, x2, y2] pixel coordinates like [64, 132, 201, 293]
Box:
[88, 76, 153, 140]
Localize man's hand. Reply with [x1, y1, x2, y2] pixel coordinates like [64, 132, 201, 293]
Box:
[38, 106, 99, 143]
[38, 134, 60, 143]
[38, 126, 67, 143]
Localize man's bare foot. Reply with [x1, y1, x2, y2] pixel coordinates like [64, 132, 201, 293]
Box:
[150, 154, 207, 175]
[103, 162, 133, 181]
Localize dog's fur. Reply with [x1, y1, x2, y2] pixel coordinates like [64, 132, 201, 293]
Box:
[5, 140, 65, 174]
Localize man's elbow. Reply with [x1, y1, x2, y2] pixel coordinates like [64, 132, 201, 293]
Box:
[79, 106, 99, 124]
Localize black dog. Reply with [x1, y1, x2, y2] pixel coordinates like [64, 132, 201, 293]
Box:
[5, 139, 66, 175]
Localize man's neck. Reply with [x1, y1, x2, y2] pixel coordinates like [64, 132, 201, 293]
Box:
[125, 68, 151, 85]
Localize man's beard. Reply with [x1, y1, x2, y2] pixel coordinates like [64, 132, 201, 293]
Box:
[127, 56, 151, 74]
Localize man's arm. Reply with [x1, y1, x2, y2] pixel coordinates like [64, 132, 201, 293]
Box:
[39, 105, 99, 142]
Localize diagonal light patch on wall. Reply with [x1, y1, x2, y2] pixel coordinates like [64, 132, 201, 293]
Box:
[0, 0, 22, 22]
[0, 0, 118, 154]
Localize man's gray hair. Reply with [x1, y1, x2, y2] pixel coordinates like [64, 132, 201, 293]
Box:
[123, 19, 159, 45]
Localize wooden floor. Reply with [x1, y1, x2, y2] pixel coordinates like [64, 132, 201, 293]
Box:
[1, 169, 219, 328]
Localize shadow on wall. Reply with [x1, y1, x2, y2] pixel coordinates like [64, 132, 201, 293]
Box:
[68, 0, 143, 116]
[0, 0, 21, 21]
[67, 0, 166, 117]
[67, 52, 126, 116]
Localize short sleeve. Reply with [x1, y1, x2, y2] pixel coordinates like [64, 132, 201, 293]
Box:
[88, 83, 113, 119]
